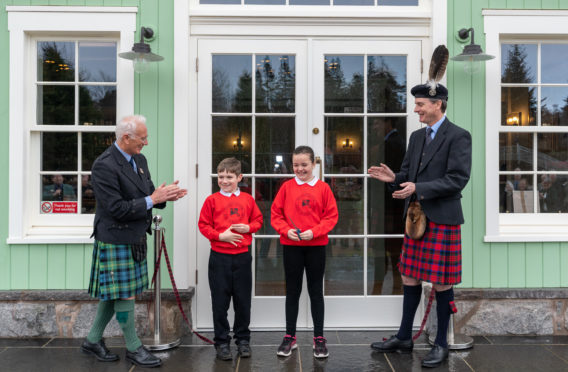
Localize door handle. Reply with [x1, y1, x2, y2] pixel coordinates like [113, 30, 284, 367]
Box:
[315, 156, 322, 180]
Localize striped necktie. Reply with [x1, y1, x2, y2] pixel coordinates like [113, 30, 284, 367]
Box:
[425, 127, 433, 145]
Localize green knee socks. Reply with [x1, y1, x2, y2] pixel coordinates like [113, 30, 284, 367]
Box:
[114, 299, 142, 352]
[87, 300, 115, 343]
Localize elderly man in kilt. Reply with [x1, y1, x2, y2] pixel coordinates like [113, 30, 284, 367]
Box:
[81, 115, 187, 368]
[368, 81, 472, 368]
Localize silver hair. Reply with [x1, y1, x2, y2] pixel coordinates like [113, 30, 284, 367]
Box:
[116, 115, 146, 141]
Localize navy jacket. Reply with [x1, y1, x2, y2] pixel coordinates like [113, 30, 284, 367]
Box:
[91, 145, 165, 245]
[394, 118, 472, 225]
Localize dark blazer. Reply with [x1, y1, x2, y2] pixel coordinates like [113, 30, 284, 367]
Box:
[91, 145, 166, 245]
[394, 118, 472, 225]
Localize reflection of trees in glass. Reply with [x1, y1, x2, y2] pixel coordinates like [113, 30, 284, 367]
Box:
[212, 68, 232, 112]
[255, 55, 295, 113]
[232, 72, 253, 113]
[501, 45, 536, 125]
[325, 57, 363, 113]
[367, 57, 406, 113]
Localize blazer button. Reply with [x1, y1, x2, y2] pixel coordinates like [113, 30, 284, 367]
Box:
[420, 162, 423, 166]
[423, 153, 426, 156]
[420, 195, 424, 200]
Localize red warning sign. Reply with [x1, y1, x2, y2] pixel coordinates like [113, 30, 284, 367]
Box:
[41, 201, 77, 214]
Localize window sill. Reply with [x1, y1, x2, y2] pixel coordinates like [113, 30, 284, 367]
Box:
[7, 226, 94, 245]
[484, 235, 568, 243]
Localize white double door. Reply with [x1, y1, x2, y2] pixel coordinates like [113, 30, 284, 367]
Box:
[195, 38, 422, 330]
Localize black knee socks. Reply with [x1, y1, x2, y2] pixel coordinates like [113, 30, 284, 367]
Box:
[396, 284, 422, 341]
[434, 288, 454, 348]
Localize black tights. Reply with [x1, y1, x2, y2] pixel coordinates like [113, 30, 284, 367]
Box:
[283, 245, 326, 337]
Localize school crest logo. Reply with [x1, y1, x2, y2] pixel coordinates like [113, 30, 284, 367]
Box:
[295, 193, 315, 216]
[226, 202, 244, 223]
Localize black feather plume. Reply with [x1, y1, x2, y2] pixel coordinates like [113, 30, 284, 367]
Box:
[427, 45, 449, 96]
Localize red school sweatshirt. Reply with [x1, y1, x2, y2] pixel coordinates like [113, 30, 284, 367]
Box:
[198, 191, 263, 254]
[271, 178, 338, 246]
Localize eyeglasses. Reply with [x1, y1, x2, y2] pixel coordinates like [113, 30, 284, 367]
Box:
[129, 134, 148, 142]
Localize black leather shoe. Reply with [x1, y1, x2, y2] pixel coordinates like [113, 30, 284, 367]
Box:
[215, 343, 232, 361]
[125, 345, 162, 368]
[370, 335, 413, 354]
[80, 339, 119, 362]
[237, 340, 251, 358]
[421, 344, 449, 368]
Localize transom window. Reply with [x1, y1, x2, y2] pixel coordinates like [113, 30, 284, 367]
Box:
[199, 0, 417, 5]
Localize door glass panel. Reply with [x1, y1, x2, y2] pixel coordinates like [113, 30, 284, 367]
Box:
[324, 55, 364, 113]
[255, 239, 285, 296]
[368, 238, 403, 295]
[325, 177, 364, 234]
[325, 238, 364, 295]
[246, 0, 285, 4]
[256, 117, 295, 173]
[367, 56, 407, 113]
[255, 55, 296, 113]
[324, 117, 363, 174]
[213, 55, 252, 113]
[212, 116, 252, 173]
[255, 177, 292, 234]
[334, 0, 373, 5]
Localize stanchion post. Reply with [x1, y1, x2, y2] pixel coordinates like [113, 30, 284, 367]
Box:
[143, 215, 181, 351]
[428, 313, 474, 350]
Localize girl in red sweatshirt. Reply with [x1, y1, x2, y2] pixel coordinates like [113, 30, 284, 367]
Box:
[271, 146, 338, 359]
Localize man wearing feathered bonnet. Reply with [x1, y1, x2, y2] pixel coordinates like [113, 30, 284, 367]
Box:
[368, 45, 472, 368]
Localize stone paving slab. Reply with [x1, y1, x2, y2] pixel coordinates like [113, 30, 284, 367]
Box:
[484, 335, 568, 345]
[0, 338, 52, 347]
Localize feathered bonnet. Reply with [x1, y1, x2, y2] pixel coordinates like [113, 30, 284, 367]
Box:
[410, 45, 449, 101]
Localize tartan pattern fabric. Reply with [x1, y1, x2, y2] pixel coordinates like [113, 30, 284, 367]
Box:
[88, 240, 148, 300]
[399, 221, 462, 285]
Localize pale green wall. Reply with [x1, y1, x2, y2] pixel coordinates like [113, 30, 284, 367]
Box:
[450, 0, 568, 289]
[0, 0, 176, 290]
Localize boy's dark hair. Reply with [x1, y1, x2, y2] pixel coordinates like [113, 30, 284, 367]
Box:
[217, 157, 241, 175]
[293, 146, 315, 163]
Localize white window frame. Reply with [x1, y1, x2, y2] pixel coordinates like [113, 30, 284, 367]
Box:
[484, 10, 568, 242]
[7, 6, 137, 244]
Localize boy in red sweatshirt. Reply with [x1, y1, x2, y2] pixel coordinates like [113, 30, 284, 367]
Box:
[271, 146, 338, 359]
[198, 157, 263, 361]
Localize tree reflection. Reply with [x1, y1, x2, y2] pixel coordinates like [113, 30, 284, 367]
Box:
[367, 57, 406, 113]
[501, 45, 536, 126]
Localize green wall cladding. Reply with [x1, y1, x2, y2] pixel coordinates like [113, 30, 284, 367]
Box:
[0, 0, 175, 290]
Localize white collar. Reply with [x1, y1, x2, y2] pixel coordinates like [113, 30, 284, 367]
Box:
[294, 176, 318, 186]
[220, 188, 240, 197]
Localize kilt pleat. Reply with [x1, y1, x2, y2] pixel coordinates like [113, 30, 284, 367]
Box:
[88, 240, 148, 300]
[398, 221, 462, 285]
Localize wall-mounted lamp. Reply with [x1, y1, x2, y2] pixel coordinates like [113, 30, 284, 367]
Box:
[233, 137, 245, 151]
[506, 112, 521, 126]
[451, 28, 495, 74]
[118, 27, 163, 74]
[342, 138, 353, 149]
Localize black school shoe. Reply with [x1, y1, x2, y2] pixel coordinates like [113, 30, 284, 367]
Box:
[370, 335, 413, 353]
[421, 344, 449, 368]
[125, 345, 162, 368]
[215, 343, 233, 361]
[80, 338, 119, 362]
[237, 340, 251, 358]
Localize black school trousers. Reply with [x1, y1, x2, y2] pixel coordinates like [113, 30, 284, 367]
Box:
[283, 245, 326, 337]
[208, 249, 252, 346]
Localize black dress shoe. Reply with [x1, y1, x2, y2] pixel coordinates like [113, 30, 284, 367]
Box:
[421, 344, 449, 368]
[125, 345, 162, 367]
[80, 339, 119, 362]
[370, 335, 413, 354]
[215, 343, 232, 361]
[237, 340, 251, 358]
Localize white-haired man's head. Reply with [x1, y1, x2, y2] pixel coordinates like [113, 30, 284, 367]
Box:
[116, 115, 148, 155]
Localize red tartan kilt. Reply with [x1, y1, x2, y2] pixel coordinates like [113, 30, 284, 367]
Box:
[398, 220, 462, 285]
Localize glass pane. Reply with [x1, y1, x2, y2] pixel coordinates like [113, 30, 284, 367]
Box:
[325, 55, 364, 113]
[37, 85, 75, 125]
[325, 117, 363, 174]
[79, 42, 117, 82]
[501, 87, 537, 126]
[42, 132, 77, 171]
[79, 86, 116, 126]
[379, 0, 418, 4]
[499, 174, 535, 213]
[334, 0, 373, 4]
[81, 174, 96, 214]
[289, 0, 328, 3]
[256, 117, 295, 173]
[368, 117, 406, 172]
[326, 177, 363, 234]
[255, 239, 285, 296]
[541, 87, 568, 126]
[325, 238, 364, 296]
[537, 174, 567, 213]
[368, 238, 403, 295]
[212, 116, 252, 174]
[537, 133, 568, 171]
[368, 178, 405, 234]
[41, 174, 77, 202]
[37, 41, 75, 82]
[367, 56, 407, 113]
[542, 44, 568, 84]
[501, 44, 537, 83]
[255, 177, 292, 234]
[212, 178, 220, 193]
[213, 55, 252, 113]
[201, 0, 240, 3]
[246, 0, 284, 3]
[499, 133, 533, 171]
[82, 132, 115, 171]
[255, 55, 295, 113]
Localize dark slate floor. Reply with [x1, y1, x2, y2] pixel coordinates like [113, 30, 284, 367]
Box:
[2, 331, 568, 371]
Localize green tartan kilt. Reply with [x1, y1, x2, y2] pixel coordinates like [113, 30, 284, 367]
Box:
[88, 240, 148, 300]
